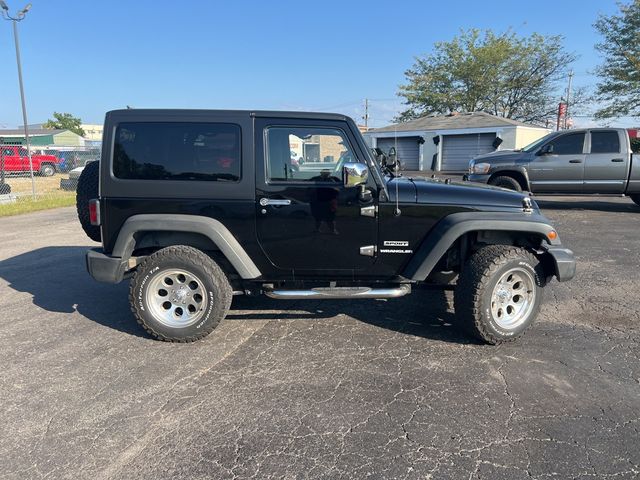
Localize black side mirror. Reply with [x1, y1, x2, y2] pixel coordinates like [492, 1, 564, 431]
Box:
[385, 146, 400, 170]
[538, 144, 554, 155]
[388, 146, 397, 163]
[371, 147, 385, 161]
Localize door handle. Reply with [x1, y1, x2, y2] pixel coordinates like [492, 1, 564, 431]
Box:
[259, 198, 291, 206]
[611, 158, 624, 163]
[569, 159, 583, 163]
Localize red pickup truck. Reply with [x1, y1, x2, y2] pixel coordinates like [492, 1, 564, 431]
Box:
[0, 145, 60, 176]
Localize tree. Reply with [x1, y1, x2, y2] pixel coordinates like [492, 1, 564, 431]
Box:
[397, 29, 577, 125]
[593, 1, 640, 119]
[43, 112, 85, 137]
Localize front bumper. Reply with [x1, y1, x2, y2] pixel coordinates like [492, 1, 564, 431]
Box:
[466, 173, 491, 184]
[543, 246, 576, 282]
[86, 248, 127, 284]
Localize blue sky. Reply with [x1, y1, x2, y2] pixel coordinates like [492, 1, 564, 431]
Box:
[0, 0, 630, 129]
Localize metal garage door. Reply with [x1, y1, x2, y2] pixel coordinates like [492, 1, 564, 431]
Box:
[376, 137, 420, 171]
[441, 133, 496, 172]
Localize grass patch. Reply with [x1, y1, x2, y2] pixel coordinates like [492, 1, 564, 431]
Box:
[0, 192, 75, 217]
[6, 173, 66, 195]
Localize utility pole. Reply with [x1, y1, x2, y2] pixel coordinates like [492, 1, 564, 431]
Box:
[564, 70, 574, 130]
[0, 1, 35, 199]
[363, 98, 369, 130]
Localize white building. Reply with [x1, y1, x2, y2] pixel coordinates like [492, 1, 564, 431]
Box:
[81, 124, 104, 142]
[365, 111, 550, 173]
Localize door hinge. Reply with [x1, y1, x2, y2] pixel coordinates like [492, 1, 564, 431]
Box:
[360, 205, 377, 218]
[360, 245, 376, 257]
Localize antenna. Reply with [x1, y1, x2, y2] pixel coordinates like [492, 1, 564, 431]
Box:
[394, 124, 401, 216]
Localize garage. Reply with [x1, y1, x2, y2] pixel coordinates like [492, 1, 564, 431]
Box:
[365, 112, 550, 173]
[376, 137, 421, 171]
[440, 133, 496, 172]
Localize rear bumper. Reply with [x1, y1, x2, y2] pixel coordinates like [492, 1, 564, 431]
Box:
[544, 246, 576, 282]
[86, 248, 127, 284]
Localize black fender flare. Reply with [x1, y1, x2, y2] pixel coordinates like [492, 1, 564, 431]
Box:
[487, 166, 531, 190]
[403, 212, 562, 281]
[112, 214, 261, 279]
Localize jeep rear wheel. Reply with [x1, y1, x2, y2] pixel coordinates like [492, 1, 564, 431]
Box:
[489, 175, 522, 192]
[76, 161, 101, 242]
[454, 245, 544, 344]
[130, 246, 232, 342]
[631, 194, 640, 207]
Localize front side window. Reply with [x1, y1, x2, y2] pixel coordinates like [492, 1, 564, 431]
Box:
[547, 132, 585, 155]
[113, 122, 241, 182]
[265, 127, 360, 182]
[590, 131, 620, 154]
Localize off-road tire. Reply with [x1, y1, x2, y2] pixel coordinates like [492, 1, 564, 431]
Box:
[75, 161, 101, 242]
[631, 194, 640, 207]
[454, 245, 544, 344]
[40, 163, 56, 177]
[489, 175, 522, 192]
[130, 246, 232, 342]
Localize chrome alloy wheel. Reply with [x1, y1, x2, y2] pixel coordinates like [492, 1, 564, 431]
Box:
[490, 267, 536, 329]
[145, 269, 209, 328]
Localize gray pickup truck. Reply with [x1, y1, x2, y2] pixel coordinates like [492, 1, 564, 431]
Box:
[466, 128, 640, 206]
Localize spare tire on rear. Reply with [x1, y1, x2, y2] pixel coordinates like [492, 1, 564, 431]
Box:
[76, 161, 101, 242]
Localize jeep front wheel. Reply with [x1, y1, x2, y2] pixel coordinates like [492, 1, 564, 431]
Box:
[130, 246, 232, 342]
[454, 245, 543, 344]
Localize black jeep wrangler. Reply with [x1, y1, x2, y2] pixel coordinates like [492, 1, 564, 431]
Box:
[78, 109, 575, 344]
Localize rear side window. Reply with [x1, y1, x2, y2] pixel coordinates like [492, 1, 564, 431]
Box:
[113, 122, 241, 182]
[547, 132, 585, 155]
[590, 131, 620, 154]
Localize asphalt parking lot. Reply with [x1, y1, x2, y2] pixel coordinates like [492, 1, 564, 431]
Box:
[1, 198, 639, 479]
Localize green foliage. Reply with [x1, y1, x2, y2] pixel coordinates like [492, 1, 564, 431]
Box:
[397, 29, 576, 125]
[43, 112, 85, 137]
[593, 1, 640, 119]
[630, 137, 640, 153]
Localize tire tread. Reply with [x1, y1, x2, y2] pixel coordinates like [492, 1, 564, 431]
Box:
[129, 245, 232, 342]
[455, 245, 541, 344]
[76, 161, 101, 242]
[489, 175, 523, 192]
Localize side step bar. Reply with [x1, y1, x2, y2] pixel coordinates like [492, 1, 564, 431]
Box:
[264, 284, 411, 300]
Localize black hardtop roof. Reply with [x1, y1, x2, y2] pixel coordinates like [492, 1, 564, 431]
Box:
[106, 109, 354, 122]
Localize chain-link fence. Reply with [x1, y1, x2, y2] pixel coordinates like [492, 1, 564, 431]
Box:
[0, 144, 100, 213]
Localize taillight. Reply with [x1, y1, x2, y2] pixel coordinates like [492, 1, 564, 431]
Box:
[89, 199, 100, 226]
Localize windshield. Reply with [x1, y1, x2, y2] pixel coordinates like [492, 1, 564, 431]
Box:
[521, 132, 556, 152]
